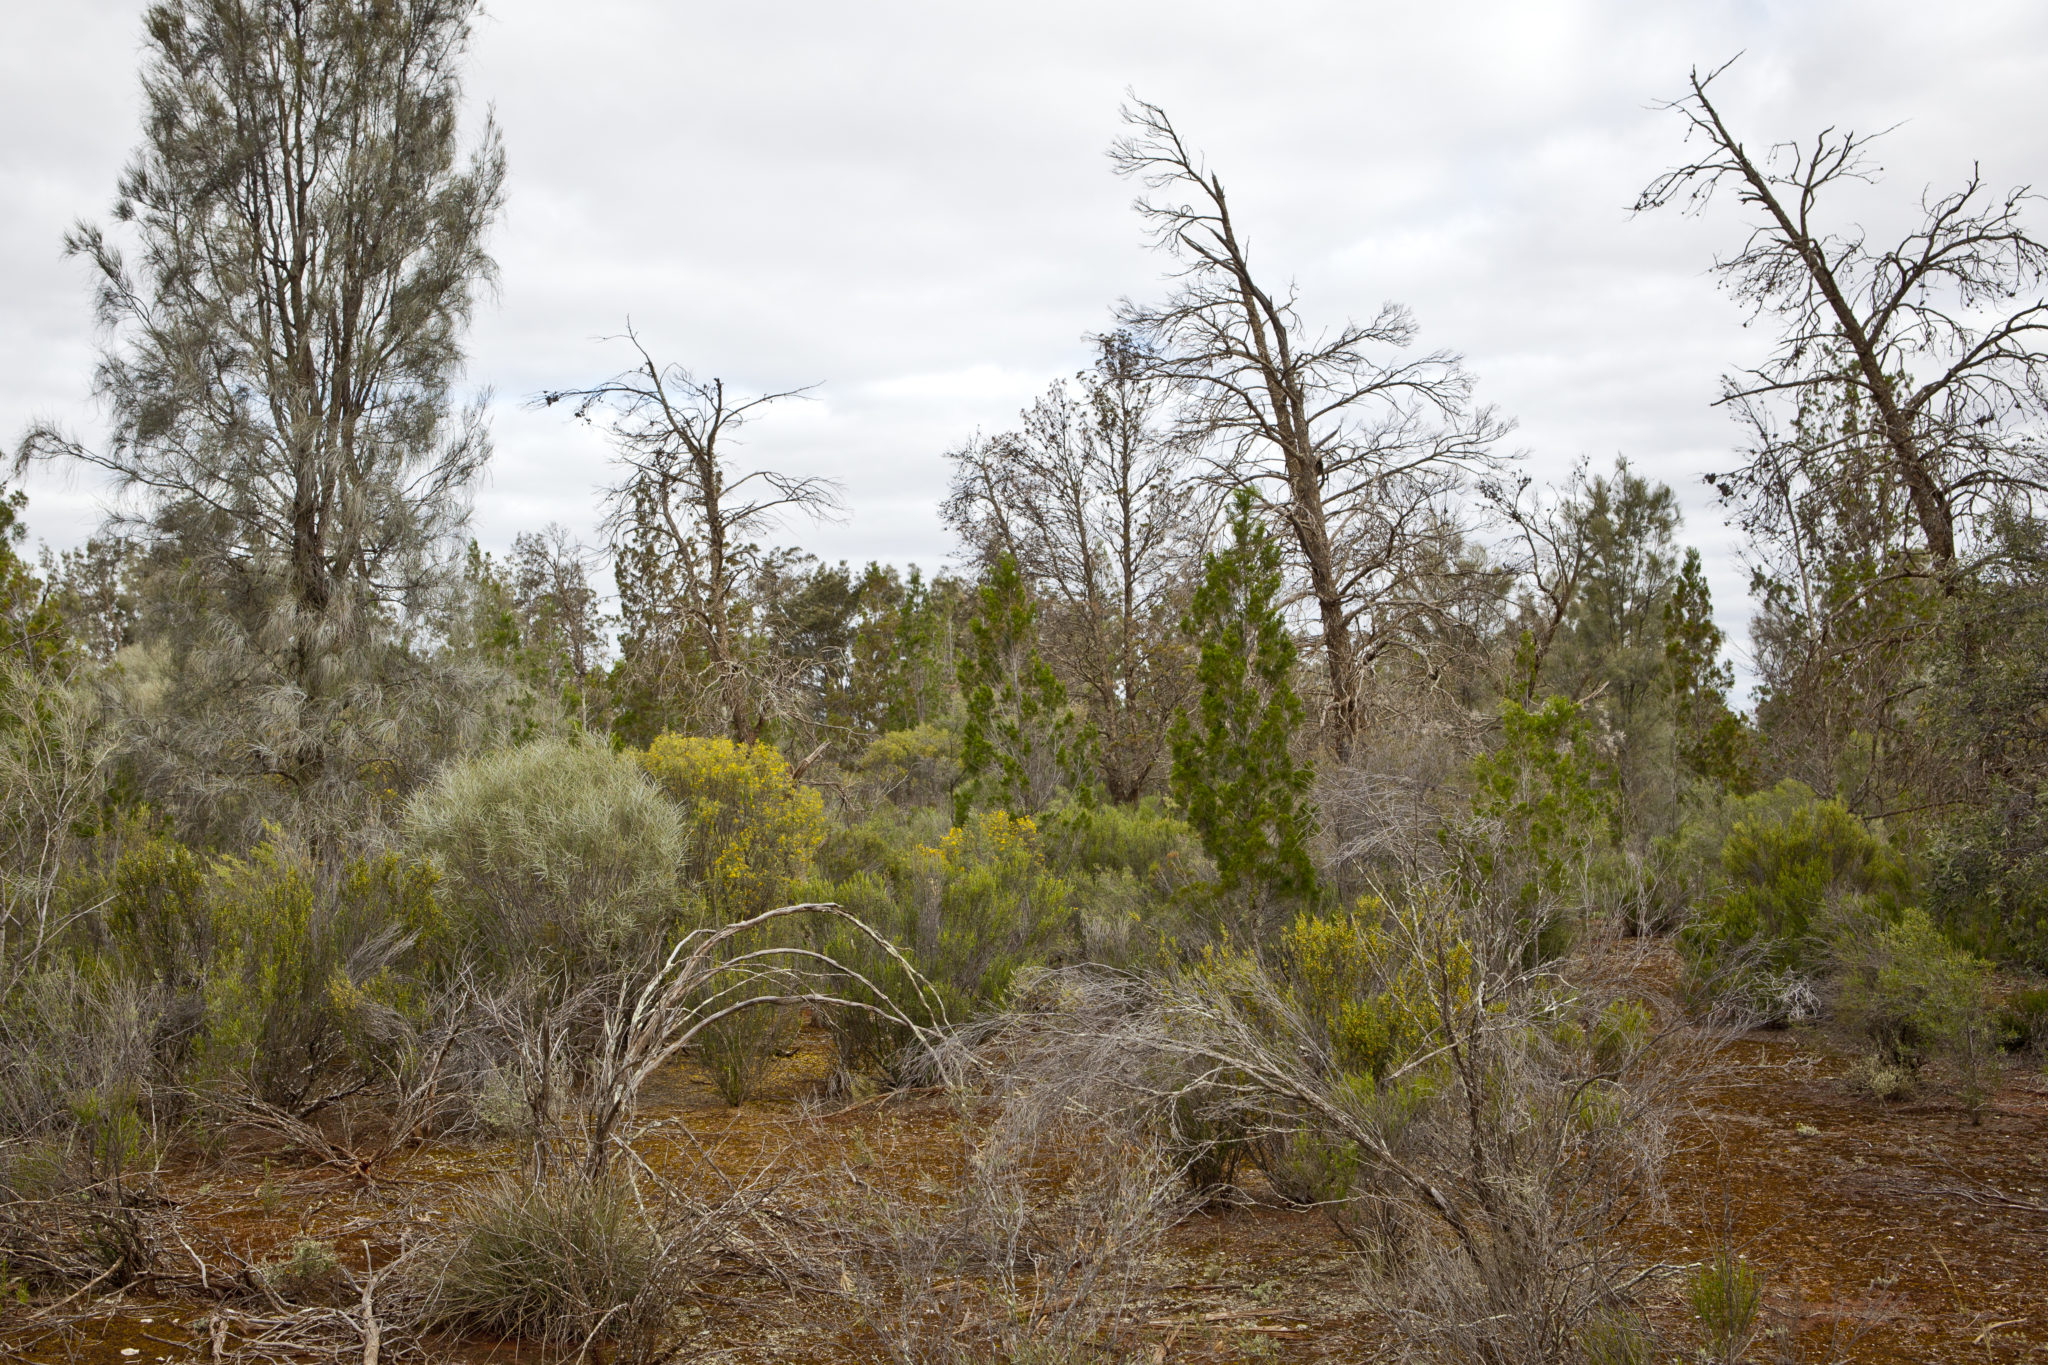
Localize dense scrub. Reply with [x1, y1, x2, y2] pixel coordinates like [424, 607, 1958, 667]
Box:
[5, 8, 2047, 1362]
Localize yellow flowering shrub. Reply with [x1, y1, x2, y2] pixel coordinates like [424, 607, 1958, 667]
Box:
[639, 735, 827, 919]
[1276, 898, 1469, 1087]
[914, 811, 1073, 996]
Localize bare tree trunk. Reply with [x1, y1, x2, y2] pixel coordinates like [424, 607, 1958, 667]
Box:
[1112, 99, 1502, 759]
[542, 332, 839, 744]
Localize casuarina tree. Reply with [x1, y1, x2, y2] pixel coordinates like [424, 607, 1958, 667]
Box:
[20, 0, 507, 845]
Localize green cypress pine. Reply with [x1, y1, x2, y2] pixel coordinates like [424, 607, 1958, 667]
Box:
[1663, 548, 1755, 792]
[1170, 492, 1317, 924]
[956, 555, 1090, 822]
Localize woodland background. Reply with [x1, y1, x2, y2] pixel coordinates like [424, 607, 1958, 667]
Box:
[1, 4, 2046, 1363]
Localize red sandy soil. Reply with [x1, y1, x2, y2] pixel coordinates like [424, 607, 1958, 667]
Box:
[7, 1026, 2045, 1363]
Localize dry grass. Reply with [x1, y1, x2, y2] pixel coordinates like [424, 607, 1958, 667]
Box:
[414, 1169, 668, 1355]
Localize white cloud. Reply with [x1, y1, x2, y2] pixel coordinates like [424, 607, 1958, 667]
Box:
[6, 0, 2048, 698]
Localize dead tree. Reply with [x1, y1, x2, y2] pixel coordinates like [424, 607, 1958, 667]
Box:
[943, 333, 1199, 801]
[540, 329, 841, 743]
[1638, 59, 2048, 576]
[1112, 98, 1507, 759]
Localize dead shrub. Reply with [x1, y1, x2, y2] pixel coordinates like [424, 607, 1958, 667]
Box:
[833, 1124, 1175, 1365]
[972, 871, 1703, 1365]
[0, 971, 167, 1295]
[820, 981, 1183, 1365]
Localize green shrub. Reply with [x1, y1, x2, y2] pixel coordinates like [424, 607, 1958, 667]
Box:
[192, 841, 433, 1111]
[1924, 799, 2048, 970]
[1716, 799, 1908, 963]
[1996, 983, 2048, 1052]
[1579, 1309, 1656, 1365]
[1040, 797, 1202, 881]
[808, 810, 1075, 1078]
[1833, 908, 1990, 1063]
[1679, 784, 1910, 1015]
[637, 735, 826, 919]
[1067, 867, 1159, 968]
[265, 1238, 342, 1302]
[813, 804, 949, 885]
[1592, 998, 1654, 1072]
[1209, 901, 1462, 1206]
[690, 914, 805, 1107]
[919, 812, 1076, 993]
[695, 1001, 798, 1107]
[1686, 1250, 1762, 1364]
[1469, 695, 1614, 931]
[1849, 1054, 1915, 1103]
[1274, 902, 1451, 1087]
[1834, 906, 1995, 1116]
[797, 872, 935, 1080]
[98, 836, 209, 992]
[42, 830, 440, 1118]
[403, 739, 692, 976]
[0, 1079, 154, 1205]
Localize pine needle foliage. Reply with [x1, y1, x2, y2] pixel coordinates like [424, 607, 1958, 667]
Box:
[1169, 492, 1317, 921]
[957, 555, 1091, 821]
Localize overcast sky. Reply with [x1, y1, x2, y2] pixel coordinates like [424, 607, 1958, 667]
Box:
[6, 0, 2047, 692]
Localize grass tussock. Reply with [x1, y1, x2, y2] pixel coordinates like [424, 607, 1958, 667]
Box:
[420, 1170, 669, 1355]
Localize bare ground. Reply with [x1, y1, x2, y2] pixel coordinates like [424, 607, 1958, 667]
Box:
[6, 1023, 2045, 1364]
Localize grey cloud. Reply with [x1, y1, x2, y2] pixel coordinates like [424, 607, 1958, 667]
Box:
[7, 0, 2047, 697]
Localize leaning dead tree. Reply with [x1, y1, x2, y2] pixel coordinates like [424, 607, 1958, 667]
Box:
[540, 329, 842, 743]
[1112, 98, 1508, 758]
[1638, 59, 2048, 577]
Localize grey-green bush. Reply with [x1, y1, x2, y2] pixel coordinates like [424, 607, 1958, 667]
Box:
[1833, 906, 1996, 1117]
[403, 738, 694, 977]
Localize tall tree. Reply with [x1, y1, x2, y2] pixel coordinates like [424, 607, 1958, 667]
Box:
[1639, 60, 2048, 576]
[1495, 461, 1710, 835]
[1739, 377, 1945, 811]
[1113, 99, 1507, 759]
[543, 329, 840, 745]
[19, 0, 506, 839]
[1170, 491, 1318, 926]
[505, 525, 609, 694]
[1663, 548, 1753, 793]
[944, 333, 1196, 801]
[453, 525, 610, 730]
[956, 555, 1090, 822]
[844, 564, 962, 738]
[1552, 462, 1680, 713]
